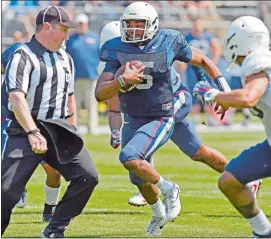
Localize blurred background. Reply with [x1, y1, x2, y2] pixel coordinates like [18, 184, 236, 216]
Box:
[2, 0, 271, 134]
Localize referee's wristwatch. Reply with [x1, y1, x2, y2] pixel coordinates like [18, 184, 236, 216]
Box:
[27, 128, 40, 135]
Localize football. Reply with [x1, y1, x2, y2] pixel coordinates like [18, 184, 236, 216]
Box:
[115, 61, 144, 93]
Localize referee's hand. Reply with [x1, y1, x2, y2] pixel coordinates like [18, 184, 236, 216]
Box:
[28, 132, 48, 154]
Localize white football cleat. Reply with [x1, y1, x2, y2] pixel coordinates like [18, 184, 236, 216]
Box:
[246, 179, 262, 197]
[146, 216, 166, 235]
[16, 189, 27, 208]
[163, 182, 181, 222]
[128, 193, 147, 207]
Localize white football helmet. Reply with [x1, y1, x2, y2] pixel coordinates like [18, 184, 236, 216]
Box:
[224, 16, 270, 64]
[100, 21, 121, 47]
[98, 21, 121, 75]
[120, 1, 159, 43]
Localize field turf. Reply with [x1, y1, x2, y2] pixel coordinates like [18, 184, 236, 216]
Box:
[3, 131, 270, 238]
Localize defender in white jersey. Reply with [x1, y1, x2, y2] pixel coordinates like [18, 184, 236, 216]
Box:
[193, 16, 271, 237]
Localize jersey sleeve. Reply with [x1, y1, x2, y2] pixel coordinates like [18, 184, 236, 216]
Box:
[5, 49, 31, 94]
[172, 33, 193, 63]
[1, 43, 23, 71]
[1, 48, 11, 71]
[100, 43, 121, 74]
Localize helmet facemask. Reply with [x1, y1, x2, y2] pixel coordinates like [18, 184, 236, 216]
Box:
[120, 16, 158, 44]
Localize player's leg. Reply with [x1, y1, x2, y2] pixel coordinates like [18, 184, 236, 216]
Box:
[128, 155, 154, 207]
[129, 160, 167, 235]
[172, 116, 228, 173]
[120, 114, 181, 230]
[172, 89, 228, 173]
[218, 140, 271, 237]
[41, 162, 62, 222]
[171, 117, 261, 193]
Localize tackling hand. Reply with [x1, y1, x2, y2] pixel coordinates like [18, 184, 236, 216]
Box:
[110, 129, 121, 149]
[193, 81, 220, 106]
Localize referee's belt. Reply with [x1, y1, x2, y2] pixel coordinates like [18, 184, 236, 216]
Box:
[7, 119, 83, 164]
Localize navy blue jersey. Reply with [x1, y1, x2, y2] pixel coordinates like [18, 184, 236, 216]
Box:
[1, 43, 23, 69]
[100, 29, 192, 117]
[1, 43, 23, 118]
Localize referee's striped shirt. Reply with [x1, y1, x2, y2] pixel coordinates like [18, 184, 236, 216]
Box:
[5, 36, 75, 120]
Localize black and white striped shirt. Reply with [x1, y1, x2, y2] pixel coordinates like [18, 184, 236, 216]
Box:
[5, 36, 75, 120]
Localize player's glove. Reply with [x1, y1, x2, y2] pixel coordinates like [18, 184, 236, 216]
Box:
[193, 81, 220, 105]
[110, 129, 121, 149]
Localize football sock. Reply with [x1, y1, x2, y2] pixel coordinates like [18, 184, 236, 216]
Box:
[246, 210, 271, 235]
[45, 184, 61, 206]
[155, 176, 174, 194]
[150, 198, 165, 218]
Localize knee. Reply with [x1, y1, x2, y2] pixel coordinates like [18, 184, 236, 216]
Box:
[119, 146, 142, 167]
[83, 169, 99, 189]
[46, 169, 61, 181]
[123, 159, 142, 173]
[129, 173, 145, 185]
[191, 146, 208, 162]
[43, 164, 61, 180]
[218, 171, 241, 194]
[89, 172, 99, 188]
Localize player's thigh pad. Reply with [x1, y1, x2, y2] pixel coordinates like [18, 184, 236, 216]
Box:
[121, 114, 145, 149]
[225, 140, 271, 184]
[119, 116, 175, 163]
[170, 118, 202, 158]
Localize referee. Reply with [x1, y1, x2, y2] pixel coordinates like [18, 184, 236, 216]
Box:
[2, 6, 98, 238]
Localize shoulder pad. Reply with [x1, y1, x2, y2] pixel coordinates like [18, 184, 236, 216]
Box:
[241, 49, 271, 77]
[100, 37, 122, 62]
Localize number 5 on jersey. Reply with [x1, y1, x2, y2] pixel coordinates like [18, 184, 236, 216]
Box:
[136, 62, 154, 90]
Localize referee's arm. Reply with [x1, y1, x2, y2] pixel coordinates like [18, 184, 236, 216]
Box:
[67, 55, 77, 128]
[67, 95, 77, 127]
[6, 51, 38, 133]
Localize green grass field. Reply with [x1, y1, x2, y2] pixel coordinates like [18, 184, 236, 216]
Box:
[3, 131, 270, 238]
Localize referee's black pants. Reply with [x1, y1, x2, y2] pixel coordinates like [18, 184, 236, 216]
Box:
[1, 135, 98, 236]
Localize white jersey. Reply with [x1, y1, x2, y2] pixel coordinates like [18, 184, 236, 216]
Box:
[241, 49, 271, 146]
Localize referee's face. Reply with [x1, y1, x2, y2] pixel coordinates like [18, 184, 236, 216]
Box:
[49, 24, 70, 51]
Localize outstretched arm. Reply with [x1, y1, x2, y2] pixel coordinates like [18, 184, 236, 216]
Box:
[215, 71, 269, 108]
[108, 94, 122, 131]
[189, 46, 223, 82]
[107, 94, 122, 149]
